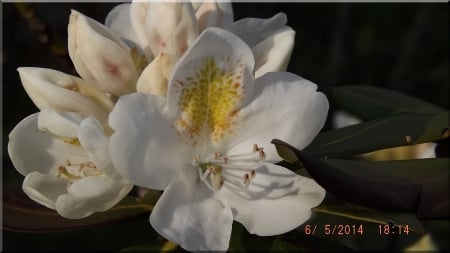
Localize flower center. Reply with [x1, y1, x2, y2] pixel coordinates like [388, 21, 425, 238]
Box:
[192, 144, 266, 192]
[174, 56, 245, 145]
[57, 159, 104, 185]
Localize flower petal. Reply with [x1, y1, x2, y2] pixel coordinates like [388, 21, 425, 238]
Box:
[38, 109, 84, 139]
[167, 27, 254, 146]
[226, 72, 329, 162]
[68, 10, 138, 96]
[220, 163, 325, 236]
[144, 2, 198, 57]
[77, 117, 126, 183]
[195, 1, 234, 32]
[17, 67, 113, 127]
[22, 172, 70, 210]
[227, 13, 288, 47]
[136, 53, 177, 96]
[8, 113, 88, 176]
[56, 176, 133, 219]
[150, 174, 233, 251]
[253, 28, 295, 78]
[109, 93, 186, 190]
[105, 3, 141, 50]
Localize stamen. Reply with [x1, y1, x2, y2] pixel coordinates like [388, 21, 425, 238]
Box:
[58, 166, 82, 180]
[222, 156, 228, 164]
[253, 144, 259, 152]
[214, 152, 221, 159]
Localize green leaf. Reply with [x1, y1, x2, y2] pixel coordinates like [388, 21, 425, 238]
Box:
[2, 190, 152, 233]
[303, 203, 428, 251]
[304, 111, 449, 157]
[272, 140, 448, 218]
[313, 203, 426, 234]
[332, 86, 445, 120]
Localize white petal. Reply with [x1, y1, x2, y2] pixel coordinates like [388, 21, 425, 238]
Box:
[167, 27, 254, 146]
[22, 172, 70, 210]
[136, 53, 176, 96]
[227, 13, 288, 47]
[150, 175, 233, 251]
[105, 4, 142, 50]
[56, 176, 133, 219]
[68, 10, 138, 96]
[77, 117, 125, 182]
[109, 93, 187, 190]
[220, 163, 325, 236]
[254, 28, 295, 78]
[8, 113, 89, 176]
[195, 1, 234, 32]
[145, 2, 198, 57]
[38, 109, 84, 139]
[226, 72, 329, 162]
[17, 67, 113, 127]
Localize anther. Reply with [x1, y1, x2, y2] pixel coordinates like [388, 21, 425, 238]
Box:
[85, 161, 96, 169]
[192, 155, 200, 166]
[258, 148, 266, 161]
[250, 169, 256, 179]
[58, 166, 82, 180]
[243, 173, 250, 185]
[223, 156, 228, 164]
[214, 152, 221, 159]
[253, 144, 259, 152]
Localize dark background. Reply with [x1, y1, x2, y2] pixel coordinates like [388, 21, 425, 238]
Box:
[2, 2, 448, 251]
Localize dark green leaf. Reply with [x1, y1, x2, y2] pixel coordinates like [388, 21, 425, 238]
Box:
[332, 86, 445, 120]
[303, 204, 427, 251]
[304, 111, 448, 157]
[272, 140, 448, 218]
[2, 190, 152, 233]
[313, 204, 426, 234]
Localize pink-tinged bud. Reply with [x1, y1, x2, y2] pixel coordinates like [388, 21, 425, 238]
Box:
[195, 1, 234, 32]
[68, 10, 138, 96]
[144, 2, 198, 57]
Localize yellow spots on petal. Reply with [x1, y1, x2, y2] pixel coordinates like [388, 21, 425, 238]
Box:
[176, 57, 244, 145]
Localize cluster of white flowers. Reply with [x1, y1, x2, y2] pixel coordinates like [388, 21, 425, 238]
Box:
[9, 1, 329, 251]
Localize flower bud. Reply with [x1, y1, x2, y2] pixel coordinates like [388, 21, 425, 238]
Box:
[144, 2, 198, 57]
[68, 10, 138, 96]
[17, 67, 114, 127]
[195, 1, 233, 32]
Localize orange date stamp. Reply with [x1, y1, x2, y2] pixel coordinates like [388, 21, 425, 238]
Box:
[304, 224, 364, 236]
[304, 224, 411, 236]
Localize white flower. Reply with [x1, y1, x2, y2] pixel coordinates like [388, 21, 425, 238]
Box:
[109, 28, 328, 251]
[105, 1, 295, 95]
[8, 109, 133, 219]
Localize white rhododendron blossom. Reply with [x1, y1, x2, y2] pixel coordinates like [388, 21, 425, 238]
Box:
[8, 109, 133, 219]
[109, 28, 328, 251]
[106, 0, 296, 95]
